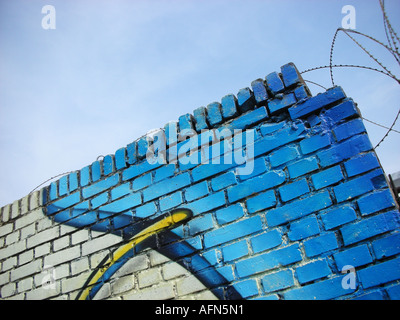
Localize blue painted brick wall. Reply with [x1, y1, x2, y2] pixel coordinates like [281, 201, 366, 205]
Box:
[37, 62, 400, 301]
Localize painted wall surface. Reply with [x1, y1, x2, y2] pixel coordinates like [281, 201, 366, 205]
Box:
[1, 63, 400, 300]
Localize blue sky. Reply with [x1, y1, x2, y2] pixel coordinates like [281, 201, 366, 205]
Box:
[0, 0, 399, 207]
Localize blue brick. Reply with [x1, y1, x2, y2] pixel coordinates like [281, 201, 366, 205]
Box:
[288, 215, 320, 241]
[48, 182, 58, 201]
[82, 173, 119, 199]
[100, 193, 141, 215]
[186, 191, 226, 216]
[188, 213, 214, 236]
[185, 181, 209, 202]
[178, 113, 194, 131]
[131, 173, 152, 191]
[279, 178, 309, 202]
[387, 284, 400, 299]
[228, 170, 286, 203]
[283, 276, 356, 300]
[211, 172, 236, 191]
[193, 107, 208, 132]
[344, 152, 380, 177]
[287, 157, 319, 179]
[269, 145, 299, 168]
[68, 172, 79, 192]
[223, 106, 269, 131]
[311, 165, 344, 190]
[352, 291, 385, 300]
[159, 191, 183, 212]
[58, 175, 68, 196]
[236, 244, 302, 278]
[304, 232, 338, 257]
[80, 165, 91, 187]
[317, 134, 373, 167]
[215, 204, 244, 225]
[281, 62, 302, 88]
[294, 85, 311, 101]
[135, 202, 156, 218]
[300, 133, 331, 155]
[206, 102, 223, 127]
[250, 229, 282, 253]
[295, 259, 331, 284]
[91, 192, 108, 209]
[307, 114, 321, 126]
[260, 121, 286, 136]
[358, 257, 400, 289]
[122, 159, 163, 181]
[324, 98, 360, 124]
[222, 240, 248, 262]
[289, 86, 346, 120]
[262, 269, 294, 293]
[333, 244, 373, 270]
[221, 94, 238, 119]
[340, 211, 400, 246]
[237, 87, 256, 113]
[265, 191, 332, 227]
[321, 205, 357, 230]
[137, 137, 148, 159]
[232, 279, 259, 298]
[48, 192, 80, 214]
[333, 169, 382, 203]
[251, 79, 269, 104]
[265, 72, 285, 95]
[268, 93, 296, 114]
[246, 190, 277, 214]
[333, 118, 366, 141]
[103, 155, 114, 176]
[143, 173, 190, 202]
[357, 189, 396, 216]
[204, 215, 262, 249]
[111, 183, 131, 201]
[164, 121, 179, 146]
[372, 233, 400, 259]
[114, 147, 127, 170]
[153, 164, 175, 182]
[238, 157, 267, 181]
[126, 141, 138, 164]
[91, 161, 101, 182]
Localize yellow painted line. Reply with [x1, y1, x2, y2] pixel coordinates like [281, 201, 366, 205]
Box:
[78, 210, 190, 300]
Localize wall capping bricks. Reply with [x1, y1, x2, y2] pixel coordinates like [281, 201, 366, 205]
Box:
[1, 62, 399, 301]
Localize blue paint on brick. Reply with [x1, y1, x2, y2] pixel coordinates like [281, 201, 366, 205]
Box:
[333, 244, 373, 270]
[193, 107, 208, 132]
[91, 161, 101, 182]
[324, 98, 360, 124]
[344, 152, 380, 177]
[114, 148, 127, 170]
[288, 215, 320, 241]
[300, 133, 331, 155]
[246, 190, 276, 214]
[279, 178, 309, 202]
[100, 193, 141, 214]
[103, 155, 114, 176]
[236, 244, 302, 278]
[237, 87, 256, 113]
[49, 182, 58, 201]
[58, 176, 68, 197]
[262, 269, 294, 293]
[266, 191, 332, 227]
[238, 157, 267, 181]
[82, 174, 119, 199]
[143, 173, 191, 202]
[135, 202, 156, 218]
[48, 192, 81, 213]
[80, 165, 90, 187]
[211, 172, 236, 191]
[287, 157, 319, 179]
[295, 259, 331, 284]
[159, 191, 183, 211]
[164, 121, 179, 146]
[91, 192, 109, 209]
[68, 172, 79, 192]
[137, 137, 148, 160]
[250, 229, 282, 253]
[357, 189, 396, 216]
[289, 86, 346, 120]
[204, 215, 262, 249]
[131, 173, 152, 191]
[224, 106, 269, 131]
[358, 258, 400, 289]
[154, 164, 175, 183]
[188, 214, 214, 236]
[268, 93, 296, 114]
[341, 211, 400, 246]
[251, 79, 269, 104]
[311, 165, 344, 190]
[260, 121, 286, 136]
[126, 141, 138, 165]
[178, 113, 194, 131]
[281, 62, 302, 88]
[387, 284, 400, 299]
[186, 191, 226, 216]
[221, 94, 238, 119]
[111, 183, 131, 201]
[222, 240, 248, 262]
[122, 159, 163, 181]
[353, 291, 385, 300]
[265, 71, 285, 95]
[215, 204, 244, 225]
[334, 118, 366, 141]
[304, 232, 338, 257]
[294, 85, 310, 101]
[185, 181, 209, 202]
[206, 102, 223, 127]
[269, 145, 299, 168]
[321, 205, 357, 230]
[372, 233, 400, 259]
[232, 279, 259, 298]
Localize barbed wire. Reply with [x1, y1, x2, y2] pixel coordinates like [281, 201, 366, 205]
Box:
[29, 171, 74, 194]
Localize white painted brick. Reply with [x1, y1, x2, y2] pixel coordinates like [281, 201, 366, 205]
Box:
[1, 282, 16, 298]
[34, 264, 68, 287]
[11, 200, 20, 219]
[162, 262, 188, 280]
[71, 229, 89, 245]
[17, 277, 33, 293]
[113, 253, 148, 278]
[111, 275, 135, 295]
[81, 233, 121, 256]
[5, 292, 25, 300]
[44, 246, 80, 266]
[1, 204, 11, 223]
[71, 257, 89, 276]
[36, 217, 53, 232]
[2, 256, 17, 271]
[34, 242, 51, 258]
[5, 231, 19, 245]
[0, 271, 10, 286]
[29, 191, 40, 211]
[93, 282, 111, 300]
[123, 282, 175, 300]
[53, 235, 70, 251]
[11, 259, 42, 282]
[18, 249, 34, 265]
[148, 250, 170, 266]
[89, 250, 111, 269]
[27, 226, 59, 248]
[25, 281, 61, 300]
[20, 196, 29, 215]
[0, 240, 27, 259]
[0, 223, 13, 237]
[61, 271, 90, 294]
[176, 275, 207, 297]
[15, 208, 43, 230]
[138, 267, 162, 289]
[20, 223, 36, 239]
